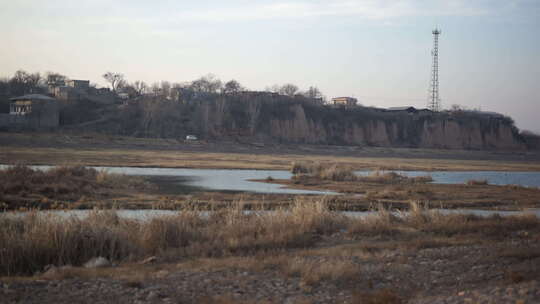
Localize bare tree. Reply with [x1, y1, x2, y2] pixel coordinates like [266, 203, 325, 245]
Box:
[279, 83, 299, 96]
[265, 84, 281, 93]
[222, 79, 244, 94]
[151, 82, 161, 96]
[25, 73, 41, 93]
[133, 81, 148, 96]
[190, 74, 222, 93]
[102, 72, 125, 92]
[161, 81, 171, 99]
[170, 83, 184, 102]
[9, 70, 43, 95]
[303, 86, 322, 99]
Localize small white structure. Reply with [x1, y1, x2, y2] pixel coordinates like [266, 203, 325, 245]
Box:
[185, 135, 198, 141]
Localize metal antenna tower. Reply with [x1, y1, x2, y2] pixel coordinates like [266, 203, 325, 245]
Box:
[428, 28, 441, 112]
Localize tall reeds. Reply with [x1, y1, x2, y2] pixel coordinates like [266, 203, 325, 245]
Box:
[1, 201, 538, 276]
[0, 165, 150, 209]
[290, 162, 432, 184]
[0, 200, 347, 275]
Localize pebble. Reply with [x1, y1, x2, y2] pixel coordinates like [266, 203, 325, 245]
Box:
[146, 291, 159, 301]
[83, 257, 111, 268]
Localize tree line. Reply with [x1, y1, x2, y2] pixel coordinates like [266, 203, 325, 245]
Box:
[101, 72, 325, 103]
[0, 69, 326, 104]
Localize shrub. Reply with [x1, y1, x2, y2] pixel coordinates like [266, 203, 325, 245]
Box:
[466, 179, 488, 186]
[290, 162, 357, 182]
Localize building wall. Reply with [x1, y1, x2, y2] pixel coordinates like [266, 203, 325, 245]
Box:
[4, 100, 59, 129]
[0, 113, 9, 128]
[332, 98, 357, 107]
[66, 80, 90, 91]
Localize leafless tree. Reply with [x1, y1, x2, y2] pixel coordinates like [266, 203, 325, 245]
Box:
[170, 83, 184, 102]
[133, 81, 148, 96]
[151, 82, 161, 96]
[102, 72, 125, 92]
[161, 81, 171, 99]
[303, 86, 322, 99]
[9, 70, 43, 95]
[222, 80, 244, 94]
[190, 74, 222, 93]
[279, 83, 299, 96]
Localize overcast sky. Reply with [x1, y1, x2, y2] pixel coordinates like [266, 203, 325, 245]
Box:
[1, 0, 539, 132]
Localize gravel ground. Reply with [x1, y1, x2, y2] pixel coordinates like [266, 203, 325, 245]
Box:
[2, 239, 539, 304]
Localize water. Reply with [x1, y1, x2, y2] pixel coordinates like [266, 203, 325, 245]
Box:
[2, 165, 540, 194]
[356, 170, 540, 187]
[0, 165, 335, 195]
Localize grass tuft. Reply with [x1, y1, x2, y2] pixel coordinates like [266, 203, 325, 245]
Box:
[466, 179, 488, 186]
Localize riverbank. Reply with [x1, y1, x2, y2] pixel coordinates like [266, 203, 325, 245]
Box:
[2, 132, 540, 171]
[255, 177, 540, 211]
[1, 203, 539, 303]
[3, 165, 539, 212]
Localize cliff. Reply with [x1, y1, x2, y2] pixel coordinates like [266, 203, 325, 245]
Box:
[82, 93, 526, 150]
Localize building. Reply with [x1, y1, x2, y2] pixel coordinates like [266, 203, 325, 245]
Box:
[48, 78, 90, 101]
[386, 106, 432, 114]
[331, 97, 358, 107]
[66, 80, 90, 91]
[387, 106, 418, 113]
[2, 94, 59, 129]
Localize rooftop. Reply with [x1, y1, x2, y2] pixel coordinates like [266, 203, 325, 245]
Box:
[387, 106, 417, 111]
[10, 94, 56, 102]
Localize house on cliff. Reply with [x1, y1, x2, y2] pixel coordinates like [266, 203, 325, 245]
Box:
[0, 94, 59, 129]
[386, 106, 432, 114]
[331, 97, 357, 107]
[48, 78, 92, 102]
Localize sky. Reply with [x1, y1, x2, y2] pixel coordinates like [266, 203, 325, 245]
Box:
[1, 0, 539, 132]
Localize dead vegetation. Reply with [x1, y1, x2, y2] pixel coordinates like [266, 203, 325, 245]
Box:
[0, 200, 347, 276]
[347, 202, 540, 240]
[0, 165, 152, 210]
[352, 289, 404, 304]
[466, 179, 489, 186]
[291, 162, 358, 182]
[1, 200, 539, 277]
[290, 162, 432, 184]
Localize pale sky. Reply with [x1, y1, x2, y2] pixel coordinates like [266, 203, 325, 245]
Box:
[1, 0, 539, 132]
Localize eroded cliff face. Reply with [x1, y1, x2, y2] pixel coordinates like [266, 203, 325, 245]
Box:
[124, 95, 525, 150]
[418, 119, 522, 150]
[233, 101, 523, 150]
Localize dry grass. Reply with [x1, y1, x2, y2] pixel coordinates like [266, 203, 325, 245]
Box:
[291, 162, 357, 181]
[347, 202, 540, 240]
[357, 171, 432, 184]
[498, 247, 540, 261]
[0, 165, 151, 209]
[284, 257, 361, 286]
[291, 163, 432, 184]
[0, 199, 347, 276]
[352, 289, 404, 304]
[0, 210, 139, 276]
[466, 179, 488, 185]
[197, 295, 275, 304]
[2, 200, 538, 277]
